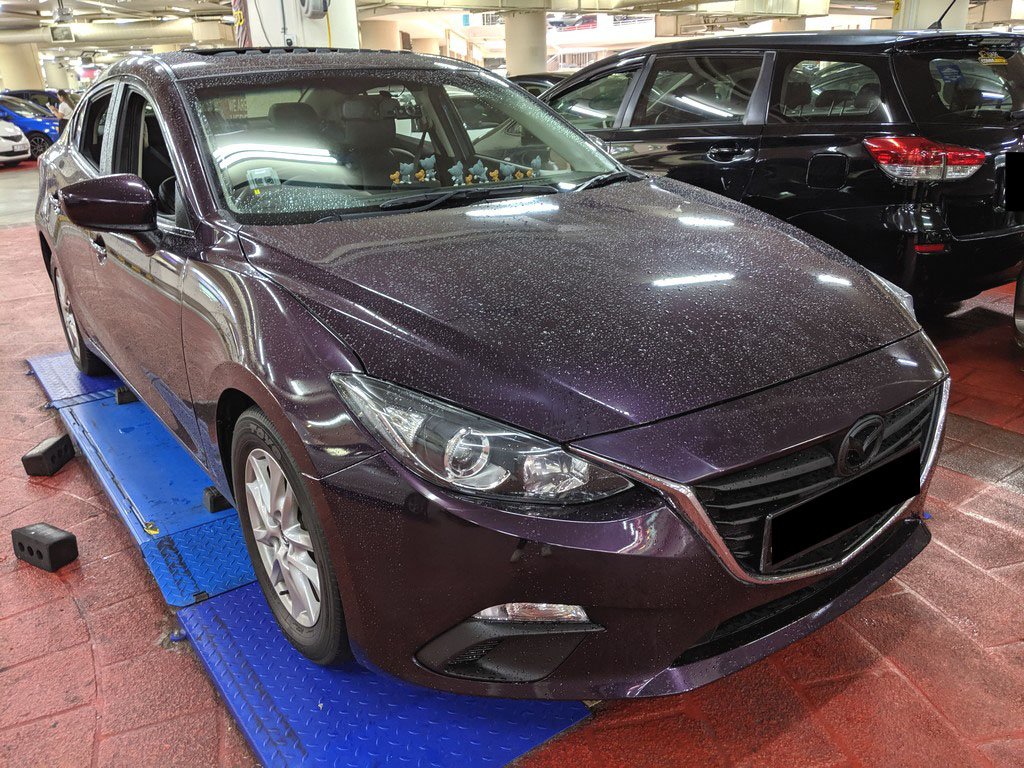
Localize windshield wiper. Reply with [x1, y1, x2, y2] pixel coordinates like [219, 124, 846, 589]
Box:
[573, 170, 641, 192]
[378, 183, 559, 213]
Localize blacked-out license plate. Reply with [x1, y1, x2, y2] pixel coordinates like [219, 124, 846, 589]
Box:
[765, 448, 921, 569]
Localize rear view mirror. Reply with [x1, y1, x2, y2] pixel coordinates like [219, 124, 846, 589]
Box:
[59, 173, 157, 233]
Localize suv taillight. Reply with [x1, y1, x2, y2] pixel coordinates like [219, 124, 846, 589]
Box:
[863, 136, 986, 182]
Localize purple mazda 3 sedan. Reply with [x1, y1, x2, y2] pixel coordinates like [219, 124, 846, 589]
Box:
[36, 49, 948, 700]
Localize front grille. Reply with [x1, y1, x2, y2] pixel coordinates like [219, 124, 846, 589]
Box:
[0, 148, 25, 157]
[690, 386, 941, 575]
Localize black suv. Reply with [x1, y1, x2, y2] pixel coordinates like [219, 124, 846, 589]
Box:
[542, 31, 1024, 305]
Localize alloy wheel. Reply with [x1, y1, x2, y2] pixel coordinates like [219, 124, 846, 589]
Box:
[54, 271, 80, 360]
[29, 135, 50, 158]
[244, 448, 322, 627]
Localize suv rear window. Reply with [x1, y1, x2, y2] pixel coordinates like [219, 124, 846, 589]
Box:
[896, 43, 1024, 123]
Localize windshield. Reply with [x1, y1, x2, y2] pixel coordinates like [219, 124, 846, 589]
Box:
[0, 96, 52, 119]
[896, 41, 1024, 122]
[189, 68, 619, 224]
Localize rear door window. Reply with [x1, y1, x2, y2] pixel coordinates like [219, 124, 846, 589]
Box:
[895, 43, 1024, 123]
[773, 58, 894, 123]
[631, 55, 764, 126]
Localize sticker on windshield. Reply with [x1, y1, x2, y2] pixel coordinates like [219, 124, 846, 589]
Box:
[979, 48, 1008, 66]
[246, 167, 280, 194]
[935, 62, 963, 83]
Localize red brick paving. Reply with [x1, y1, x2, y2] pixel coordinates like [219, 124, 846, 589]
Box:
[1, 220, 1023, 767]
[0, 226, 253, 767]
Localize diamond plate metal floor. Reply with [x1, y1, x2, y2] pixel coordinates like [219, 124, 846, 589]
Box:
[179, 583, 587, 768]
[29, 352, 589, 766]
[28, 350, 120, 408]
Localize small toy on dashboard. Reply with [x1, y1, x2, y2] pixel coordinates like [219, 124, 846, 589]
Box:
[468, 160, 488, 184]
[421, 155, 438, 182]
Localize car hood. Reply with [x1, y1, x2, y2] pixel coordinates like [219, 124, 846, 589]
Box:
[240, 178, 919, 442]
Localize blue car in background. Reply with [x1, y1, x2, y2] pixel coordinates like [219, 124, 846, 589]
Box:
[0, 95, 59, 158]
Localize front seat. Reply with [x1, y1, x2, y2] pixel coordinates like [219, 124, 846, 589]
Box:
[341, 94, 405, 191]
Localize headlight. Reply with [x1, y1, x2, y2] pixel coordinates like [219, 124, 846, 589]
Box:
[872, 273, 916, 319]
[331, 374, 632, 505]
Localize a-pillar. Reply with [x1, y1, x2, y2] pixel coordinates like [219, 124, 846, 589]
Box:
[504, 11, 546, 77]
[411, 37, 442, 55]
[360, 20, 402, 50]
[893, 0, 967, 29]
[43, 60, 70, 89]
[0, 43, 44, 90]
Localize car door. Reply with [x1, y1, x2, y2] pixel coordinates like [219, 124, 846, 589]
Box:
[44, 83, 118, 344]
[545, 57, 647, 151]
[607, 51, 770, 200]
[743, 52, 911, 269]
[91, 85, 204, 457]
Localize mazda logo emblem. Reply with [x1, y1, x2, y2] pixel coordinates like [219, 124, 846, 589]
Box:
[838, 415, 885, 476]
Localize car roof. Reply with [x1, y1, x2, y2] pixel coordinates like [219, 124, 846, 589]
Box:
[546, 29, 1024, 86]
[628, 29, 1024, 54]
[101, 47, 482, 88]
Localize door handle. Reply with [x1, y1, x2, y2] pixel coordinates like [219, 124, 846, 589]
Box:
[707, 146, 756, 163]
[91, 237, 107, 262]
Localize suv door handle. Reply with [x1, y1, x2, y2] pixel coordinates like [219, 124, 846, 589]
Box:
[91, 237, 107, 262]
[707, 145, 756, 163]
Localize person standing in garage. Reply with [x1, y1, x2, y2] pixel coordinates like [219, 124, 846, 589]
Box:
[49, 90, 74, 135]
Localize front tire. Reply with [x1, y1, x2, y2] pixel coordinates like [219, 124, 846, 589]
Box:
[27, 132, 51, 159]
[232, 407, 350, 665]
[52, 266, 109, 376]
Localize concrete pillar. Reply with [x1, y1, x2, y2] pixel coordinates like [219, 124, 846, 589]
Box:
[505, 11, 546, 76]
[0, 43, 45, 90]
[411, 37, 442, 55]
[893, 0, 968, 29]
[328, 0, 360, 48]
[768, 17, 806, 31]
[360, 20, 402, 50]
[43, 61, 70, 89]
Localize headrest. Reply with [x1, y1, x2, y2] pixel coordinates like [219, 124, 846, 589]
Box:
[268, 102, 319, 130]
[783, 80, 811, 110]
[157, 176, 176, 216]
[815, 89, 855, 108]
[854, 82, 881, 110]
[342, 94, 421, 121]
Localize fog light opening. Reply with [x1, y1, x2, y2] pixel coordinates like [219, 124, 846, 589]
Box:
[474, 603, 589, 623]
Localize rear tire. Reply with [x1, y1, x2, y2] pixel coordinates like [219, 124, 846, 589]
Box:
[52, 266, 109, 376]
[231, 407, 351, 665]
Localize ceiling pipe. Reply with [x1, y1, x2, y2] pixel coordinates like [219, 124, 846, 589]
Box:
[0, 19, 196, 47]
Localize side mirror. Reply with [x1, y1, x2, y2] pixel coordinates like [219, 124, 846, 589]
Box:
[59, 173, 157, 233]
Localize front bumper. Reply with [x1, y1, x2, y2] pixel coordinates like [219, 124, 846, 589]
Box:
[312, 333, 946, 699]
[0, 138, 31, 162]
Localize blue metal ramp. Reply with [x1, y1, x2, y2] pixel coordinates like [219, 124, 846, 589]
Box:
[28, 351, 588, 767]
[180, 583, 587, 768]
